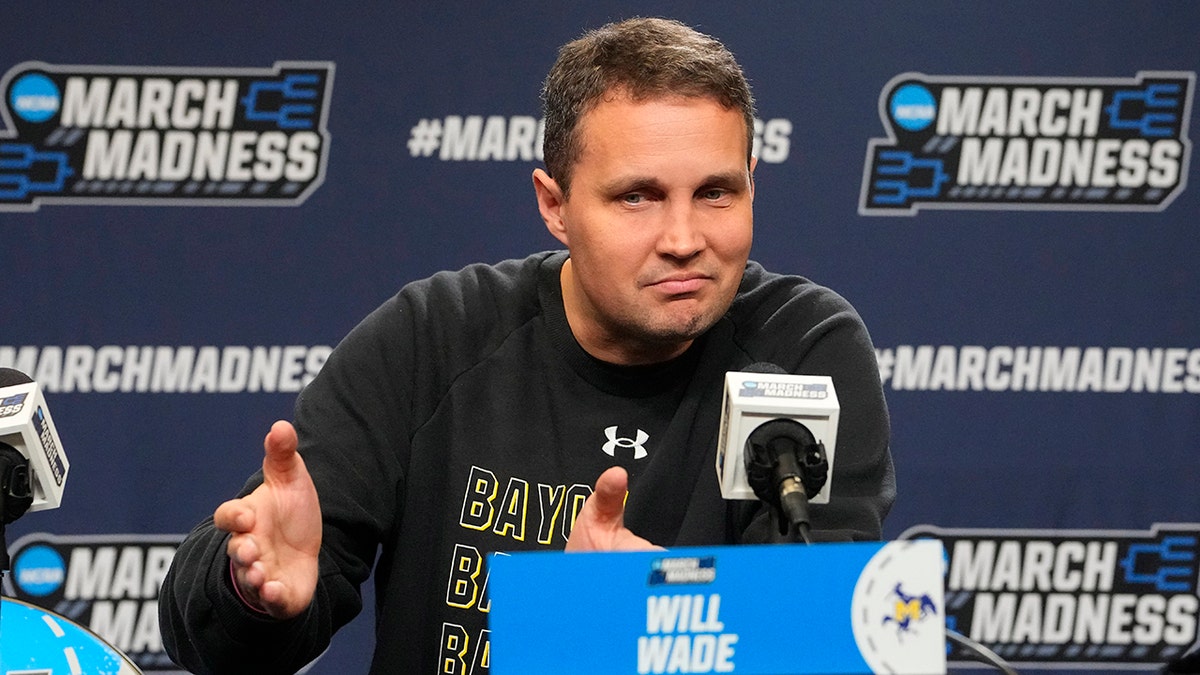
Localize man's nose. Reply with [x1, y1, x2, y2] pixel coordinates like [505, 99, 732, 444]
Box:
[656, 203, 705, 259]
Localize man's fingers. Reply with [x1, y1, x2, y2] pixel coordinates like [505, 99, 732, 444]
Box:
[214, 499, 254, 533]
[227, 533, 261, 568]
[259, 579, 287, 606]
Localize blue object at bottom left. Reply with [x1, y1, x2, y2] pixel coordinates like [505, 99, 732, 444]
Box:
[0, 595, 142, 675]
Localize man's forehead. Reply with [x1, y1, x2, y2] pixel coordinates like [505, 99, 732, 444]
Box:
[575, 93, 750, 149]
[584, 88, 739, 120]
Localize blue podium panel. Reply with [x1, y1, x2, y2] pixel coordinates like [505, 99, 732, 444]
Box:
[489, 540, 945, 675]
[0, 596, 143, 674]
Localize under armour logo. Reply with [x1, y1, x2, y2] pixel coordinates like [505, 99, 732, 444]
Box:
[602, 426, 649, 459]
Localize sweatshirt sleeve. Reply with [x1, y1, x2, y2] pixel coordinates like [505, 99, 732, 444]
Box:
[159, 293, 414, 674]
[158, 514, 348, 674]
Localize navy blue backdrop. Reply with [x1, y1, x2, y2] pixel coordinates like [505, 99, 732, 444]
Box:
[2, 2, 1198, 672]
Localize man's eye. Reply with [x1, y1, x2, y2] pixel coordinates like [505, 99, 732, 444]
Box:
[701, 189, 727, 200]
[621, 193, 644, 205]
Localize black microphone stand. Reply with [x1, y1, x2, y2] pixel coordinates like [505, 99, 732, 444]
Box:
[743, 426, 1021, 672]
[1, 442, 34, 590]
[743, 418, 829, 544]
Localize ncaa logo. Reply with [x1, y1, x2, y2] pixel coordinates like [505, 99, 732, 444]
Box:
[12, 545, 65, 596]
[602, 426, 649, 460]
[10, 72, 60, 123]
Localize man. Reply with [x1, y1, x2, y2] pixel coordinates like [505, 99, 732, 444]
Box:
[160, 17, 894, 674]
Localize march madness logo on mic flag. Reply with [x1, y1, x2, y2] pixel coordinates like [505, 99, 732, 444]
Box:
[0, 391, 26, 417]
[0, 61, 333, 211]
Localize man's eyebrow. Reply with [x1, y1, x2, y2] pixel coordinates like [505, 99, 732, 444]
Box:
[597, 171, 750, 195]
[596, 176, 664, 195]
[700, 170, 752, 188]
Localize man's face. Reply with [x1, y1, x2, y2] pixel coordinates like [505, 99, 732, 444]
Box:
[534, 94, 755, 365]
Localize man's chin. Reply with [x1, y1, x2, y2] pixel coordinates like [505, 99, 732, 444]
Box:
[638, 310, 719, 345]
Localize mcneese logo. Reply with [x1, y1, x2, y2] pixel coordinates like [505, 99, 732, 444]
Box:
[860, 71, 1194, 215]
[0, 61, 333, 211]
[901, 523, 1200, 670]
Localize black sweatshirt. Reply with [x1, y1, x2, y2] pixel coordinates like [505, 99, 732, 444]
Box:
[160, 251, 895, 674]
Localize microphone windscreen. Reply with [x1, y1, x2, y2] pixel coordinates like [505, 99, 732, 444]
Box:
[0, 368, 34, 387]
[742, 362, 786, 375]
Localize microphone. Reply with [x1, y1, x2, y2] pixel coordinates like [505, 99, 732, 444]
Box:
[715, 363, 839, 542]
[1, 367, 69, 575]
[0, 368, 68, 515]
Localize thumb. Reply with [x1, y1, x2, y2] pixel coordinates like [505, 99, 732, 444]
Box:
[262, 420, 302, 482]
[588, 466, 630, 523]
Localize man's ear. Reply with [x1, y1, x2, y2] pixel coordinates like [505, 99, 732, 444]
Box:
[532, 168, 569, 246]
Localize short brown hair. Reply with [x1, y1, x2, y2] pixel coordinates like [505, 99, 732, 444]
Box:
[541, 17, 756, 195]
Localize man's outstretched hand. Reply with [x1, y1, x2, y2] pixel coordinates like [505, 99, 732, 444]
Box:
[213, 420, 322, 619]
[565, 466, 662, 552]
